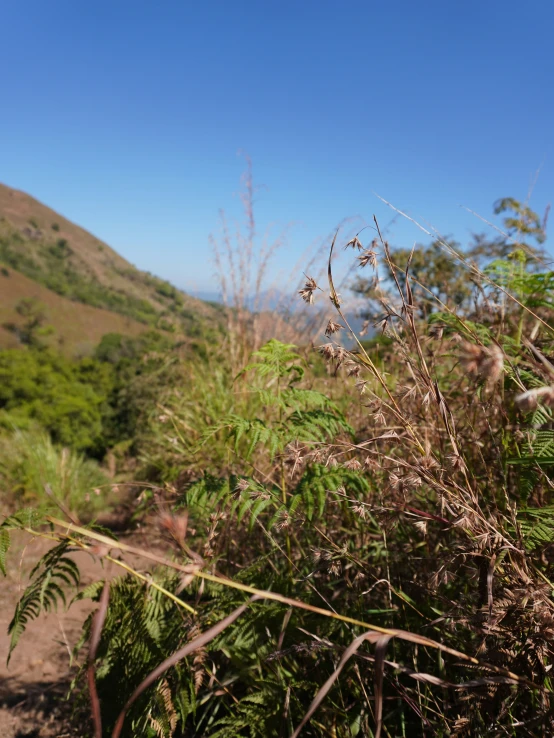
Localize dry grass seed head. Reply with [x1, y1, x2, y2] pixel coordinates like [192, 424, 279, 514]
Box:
[515, 385, 554, 413]
[158, 512, 189, 549]
[396, 384, 418, 401]
[355, 379, 368, 394]
[325, 319, 342, 337]
[428, 323, 445, 340]
[342, 458, 362, 470]
[299, 276, 318, 305]
[357, 249, 378, 268]
[234, 478, 250, 493]
[460, 342, 504, 384]
[318, 342, 337, 360]
[445, 454, 467, 473]
[345, 236, 364, 250]
[413, 520, 428, 536]
[275, 509, 292, 531]
[344, 359, 361, 377]
[352, 504, 368, 519]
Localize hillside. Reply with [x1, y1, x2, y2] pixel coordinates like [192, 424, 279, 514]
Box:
[0, 184, 221, 349]
[0, 267, 147, 354]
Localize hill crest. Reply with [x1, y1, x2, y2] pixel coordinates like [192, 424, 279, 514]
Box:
[0, 183, 221, 350]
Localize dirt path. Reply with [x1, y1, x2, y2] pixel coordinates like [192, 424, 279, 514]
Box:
[0, 534, 100, 736]
[0, 527, 167, 737]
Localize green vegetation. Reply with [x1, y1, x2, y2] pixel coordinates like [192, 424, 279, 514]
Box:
[0, 183, 223, 356]
[3, 197, 554, 736]
[0, 330, 187, 456]
[0, 431, 110, 517]
[0, 229, 159, 324]
[0, 220, 216, 339]
[0, 348, 106, 451]
[3, 297, 54, 347]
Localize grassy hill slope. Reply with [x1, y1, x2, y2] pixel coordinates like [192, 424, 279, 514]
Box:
[0, 267, 147, 353]
[0, 183, 221, 346]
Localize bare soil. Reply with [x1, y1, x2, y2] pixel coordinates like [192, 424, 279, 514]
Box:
[0, 526, 166, 737]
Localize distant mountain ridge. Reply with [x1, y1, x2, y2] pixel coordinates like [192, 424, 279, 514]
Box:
[0, 184, 221, 351]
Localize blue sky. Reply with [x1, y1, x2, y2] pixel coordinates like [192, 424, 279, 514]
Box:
[1, 0, 553, 293]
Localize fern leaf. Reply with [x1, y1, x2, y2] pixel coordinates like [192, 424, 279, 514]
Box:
[7, 541, 80, 661]
[0, 528, 10, 576]
[516, 506, 554, 550]
[248, 497, 274, 531]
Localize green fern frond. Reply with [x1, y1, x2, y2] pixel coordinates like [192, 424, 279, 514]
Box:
[238, 339, 303, 382]
[428, 312, 493, 342]
[287, 409, 353, 443]
[8, 540, 79, 662]
[71, 579, 106, 606]
[0, 528, 10, 577]
[1, 507, 46, 532]
[176, 475, 232, 517]
[516, 506, 554, 550]
[294, 464, 370, 521]
[509, 429, 554, 467]
[281, 387, 337, 411]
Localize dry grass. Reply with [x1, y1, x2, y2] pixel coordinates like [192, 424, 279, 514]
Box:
[209, 156, 365, 367]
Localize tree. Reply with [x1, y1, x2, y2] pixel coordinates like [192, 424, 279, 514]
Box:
[0, 348, 106, 452]
[3, 298, 54, 347]
[352, 198, 548, 323]
[493, 197, 547, 251]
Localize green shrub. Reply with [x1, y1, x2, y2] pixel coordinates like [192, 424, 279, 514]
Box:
[48, 238, 72, 259]
[0, 348, 106, 452]
[1, 430, 109, 517]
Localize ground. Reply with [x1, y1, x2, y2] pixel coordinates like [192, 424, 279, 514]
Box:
[0, 524, 165, 737]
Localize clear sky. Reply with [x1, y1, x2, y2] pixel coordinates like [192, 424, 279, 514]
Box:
[1, 0, 553, 293]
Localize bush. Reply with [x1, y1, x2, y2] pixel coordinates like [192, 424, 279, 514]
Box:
[0, 348, 106, 452]
[1, 430, 110, 517]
